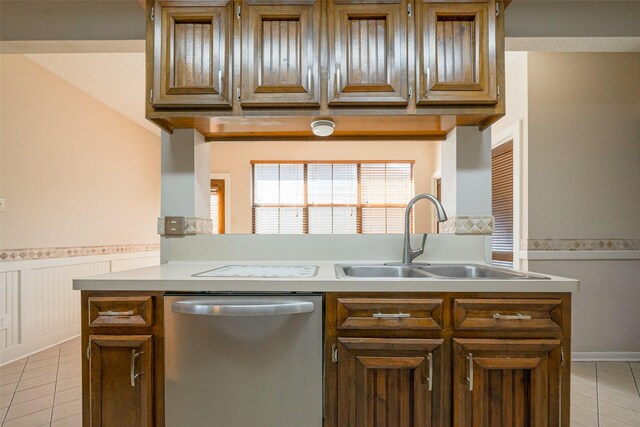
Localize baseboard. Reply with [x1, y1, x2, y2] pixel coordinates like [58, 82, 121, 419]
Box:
[0, 325, 80, 366]
[572, 351, 640, 362]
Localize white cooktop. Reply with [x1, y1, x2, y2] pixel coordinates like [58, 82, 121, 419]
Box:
[193, 265, 319, 278]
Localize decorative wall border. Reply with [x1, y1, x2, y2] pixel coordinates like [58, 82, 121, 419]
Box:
[440, 216, 494, 235]
[0, 244, 160, 262]
[522, 239, 640, 251]
[157, 216, 213, 236]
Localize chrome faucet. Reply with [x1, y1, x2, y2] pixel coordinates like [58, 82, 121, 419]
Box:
[402, 193, 448, 264]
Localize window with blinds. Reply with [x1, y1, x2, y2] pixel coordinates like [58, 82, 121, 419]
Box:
[251, 161, 414, 234]
[210, 179, 225, 234]
[491, 141, 514, 267]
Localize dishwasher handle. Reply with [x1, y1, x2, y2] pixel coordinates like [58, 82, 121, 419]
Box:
[171, 299, 315, 316]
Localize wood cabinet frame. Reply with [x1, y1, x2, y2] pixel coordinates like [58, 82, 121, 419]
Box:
[328, 0, 409, 106]
[241, 0, 321, 107]
[153, 0, 233, 107]
[415, 0, 497, 105]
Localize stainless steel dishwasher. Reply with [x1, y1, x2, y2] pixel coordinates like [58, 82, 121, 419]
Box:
[164, 293, 323, 427]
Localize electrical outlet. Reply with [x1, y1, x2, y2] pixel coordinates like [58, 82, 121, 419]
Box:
[0, 198, 5, 212]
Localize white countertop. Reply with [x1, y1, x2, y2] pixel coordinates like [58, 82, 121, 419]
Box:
[73, 261, 579, 293]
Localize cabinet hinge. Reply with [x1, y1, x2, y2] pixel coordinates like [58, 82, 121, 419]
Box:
[561, 347, 565, 366]
[331, 344, 338, 363]
[237, 5, 241, 20]
[149, 89, 153, 103]
[408, 3, 412, 17]
[86, 343, 91, 361]
[496, 2, 500, 16]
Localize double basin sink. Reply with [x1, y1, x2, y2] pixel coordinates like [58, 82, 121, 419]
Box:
[335, 263, 549, 280]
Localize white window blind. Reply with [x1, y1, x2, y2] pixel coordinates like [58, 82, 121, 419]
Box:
[252, 161, 414, 234]
[210, 188, 220, 234]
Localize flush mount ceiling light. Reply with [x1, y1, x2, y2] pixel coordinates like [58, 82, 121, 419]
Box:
[310, 119, 335, 137]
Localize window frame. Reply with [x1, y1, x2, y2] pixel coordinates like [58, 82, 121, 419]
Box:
[251, 160, 415, 234]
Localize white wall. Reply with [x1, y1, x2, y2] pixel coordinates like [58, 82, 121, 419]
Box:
[210, 140, 441, 234]
[0, 54, 160, 249]
[0, 54, 162, 363]
[525, 53, 640, 356]
[526, 53, 640, 240]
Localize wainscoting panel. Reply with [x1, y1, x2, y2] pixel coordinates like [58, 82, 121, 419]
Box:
[27, 261, 110, 341]
[0, 271, 20, 351]
[0, 250, 160, 365]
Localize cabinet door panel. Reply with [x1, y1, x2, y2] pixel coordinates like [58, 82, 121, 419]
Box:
[337, 337, 444, 427]
[89, 335, 153, 427]
[453, 339, 562, 427]
[329, 1, 408, 105]
[154, 1, 232, 107]
[416, 0, 497, 105]
[241, 1, 320, 106]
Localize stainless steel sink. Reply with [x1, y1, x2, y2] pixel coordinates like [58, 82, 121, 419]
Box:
[417, 264, 547, 279]
[336, 265, 431, 279]
[335, 263, 549, 280]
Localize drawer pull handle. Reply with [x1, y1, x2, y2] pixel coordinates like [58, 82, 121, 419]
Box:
[493, 313, 532, 320]
[130, 350, 144, 387]
[372, 312, 411, 319]
[98, 310, 134, 316]
[467, 353, 473, 391]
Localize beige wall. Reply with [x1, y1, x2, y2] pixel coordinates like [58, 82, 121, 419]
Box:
[527, 52, 640, 239]
[524, 53, 640, 354]
[0, 54, 160, 249]
[211, 140, 440, 234]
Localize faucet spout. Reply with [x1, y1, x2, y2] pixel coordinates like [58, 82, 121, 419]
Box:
[402, 193, 448, 264]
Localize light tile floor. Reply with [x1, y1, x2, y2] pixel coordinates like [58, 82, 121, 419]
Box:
[1, 340, 639, 426]
[1, 337, 81, 427]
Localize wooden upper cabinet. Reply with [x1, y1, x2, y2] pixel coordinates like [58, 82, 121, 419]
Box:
[453, 338, 562, 427]
[415, 0, 497, 105]
[336, 337, 444, 426]
[153, 0, 232, 107]
[89, 335, 154, 427]
[328, 0, 409, 106]
[240, 0, 320, 107]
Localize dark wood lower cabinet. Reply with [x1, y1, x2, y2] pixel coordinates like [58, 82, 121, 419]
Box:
[89, 335, 154, 427]
[325, 292, 571, 427]
[453, 338, 562, 427]
[336, 337, 444, 427]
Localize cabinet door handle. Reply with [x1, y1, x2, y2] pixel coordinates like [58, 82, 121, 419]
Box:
[130, 350, 144, 387]
[336, 68, 341, 93]
[218, 70, 223, 96]
[427, 352, 433, 391]
[425, 67, 431, 94]
[98, 310, 134, 316]
[308, 69, 313, 97]
[493, 313, 532, 320]
[467, 353, 473, 391]
[372, 312, 411, 319]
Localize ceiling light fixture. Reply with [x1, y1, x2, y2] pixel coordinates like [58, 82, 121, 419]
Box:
[310, 119, 335, 137]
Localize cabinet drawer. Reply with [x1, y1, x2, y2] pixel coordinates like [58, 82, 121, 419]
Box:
[88, 296, 153, 327]
[337, 298, 443, 330]
[453, 299, 562, 331]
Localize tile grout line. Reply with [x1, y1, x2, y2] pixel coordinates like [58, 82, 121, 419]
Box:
[1, 359, 28, 426]
[49, 346, 63, 426]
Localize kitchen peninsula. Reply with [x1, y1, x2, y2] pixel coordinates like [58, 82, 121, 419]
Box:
[75, 235, 577, 426]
